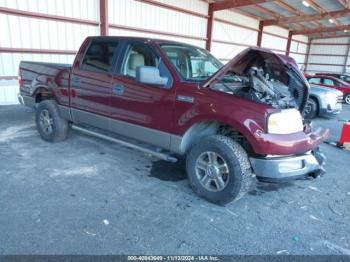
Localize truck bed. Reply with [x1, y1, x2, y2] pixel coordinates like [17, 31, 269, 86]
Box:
[19, 61, 71, 97]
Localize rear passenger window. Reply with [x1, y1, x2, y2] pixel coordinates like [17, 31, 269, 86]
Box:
[80, 40, 118, 73]
[308, 77, 321, 84]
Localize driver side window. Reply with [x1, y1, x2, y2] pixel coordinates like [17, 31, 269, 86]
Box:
[122, 43, 158, 78]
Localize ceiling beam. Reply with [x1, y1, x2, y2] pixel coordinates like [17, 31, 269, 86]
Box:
[338, 0, 350, 9]
[293, 25, 350, 35]
[311, 33, 350, 39]
[306, 0, 325, 14]
[250, 4, 281, 18]
[263, 9, 350, 26]
[231, 8, 263, 20]
[274, 0, 300, 15]
[292, 23, 306, 31]
[212, 0, 270, 11]
[307, 0, 342, 26]
[310, 20, 323, 28]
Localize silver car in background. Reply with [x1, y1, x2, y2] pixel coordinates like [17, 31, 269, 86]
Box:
[304, 84, 343, 119]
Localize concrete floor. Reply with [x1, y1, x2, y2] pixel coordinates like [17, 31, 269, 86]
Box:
[0, 104, 349, 255]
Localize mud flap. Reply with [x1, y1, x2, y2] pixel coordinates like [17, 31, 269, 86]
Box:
[310, 147, 326, 178]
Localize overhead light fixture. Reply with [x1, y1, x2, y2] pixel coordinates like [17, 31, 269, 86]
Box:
[328, 18, 334, 23]
[302, 1, 310, 7]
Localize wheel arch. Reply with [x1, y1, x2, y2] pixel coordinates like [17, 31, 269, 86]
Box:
[32, 85, 55, 103]
[176, 120, 256, 156]
[309, 95, 320, 116]
[344, 93, 350, 104]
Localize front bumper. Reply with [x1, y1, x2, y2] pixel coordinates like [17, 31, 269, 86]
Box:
[319, 100, 342, 118]
[254, 127, 330, 156]
[250, 149, 326, 182]
[18, 94, 35, 108]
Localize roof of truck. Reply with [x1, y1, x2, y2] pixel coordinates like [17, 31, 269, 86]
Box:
[88, 35, 199, 47]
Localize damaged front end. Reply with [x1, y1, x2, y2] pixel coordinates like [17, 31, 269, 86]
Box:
[204, 47, 309, 111]
[204, 47, 329, 182]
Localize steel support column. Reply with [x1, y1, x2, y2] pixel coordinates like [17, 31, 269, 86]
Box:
[286, 31, 293, 56]
[257, 21, 264, 47]
[206, 3, 214, 51]
[100, 0, 108, 36]
[304, 39, 312, 72]
[343, 37, 350, 73]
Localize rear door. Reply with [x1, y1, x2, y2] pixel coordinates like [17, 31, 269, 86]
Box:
[109, 40, 175, 149]
[70, 38, 120, 127]
[307, 77, 322, 85]
[321, 77, 339, 91]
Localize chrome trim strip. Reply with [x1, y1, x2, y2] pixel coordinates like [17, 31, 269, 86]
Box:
[71, 125, 177, 162]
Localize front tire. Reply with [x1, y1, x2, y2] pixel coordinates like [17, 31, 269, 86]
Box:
[186, 135, 255, 205]
[345, 94, 350, 105]
[303, 98, 318, 119]
[35, 100, 68, 142]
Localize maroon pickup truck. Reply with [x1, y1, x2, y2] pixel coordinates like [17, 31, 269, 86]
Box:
[18, 36, 329, 204]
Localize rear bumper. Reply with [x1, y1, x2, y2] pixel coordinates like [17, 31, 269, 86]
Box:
[250, 149, 326, 182]
[18, 94, 35, 108]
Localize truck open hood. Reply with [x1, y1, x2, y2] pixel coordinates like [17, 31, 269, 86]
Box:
[203, 47, 309, 111]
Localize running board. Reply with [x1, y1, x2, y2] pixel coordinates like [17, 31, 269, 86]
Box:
[71, 125, 177, 163]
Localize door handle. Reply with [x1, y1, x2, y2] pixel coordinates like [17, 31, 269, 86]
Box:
[112, 84, 124, 96]
[72, 76, 81, 84]
[177, 95, 194, 103]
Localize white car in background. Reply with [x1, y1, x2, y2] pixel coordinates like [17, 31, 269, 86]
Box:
[304, 84, 343, 119]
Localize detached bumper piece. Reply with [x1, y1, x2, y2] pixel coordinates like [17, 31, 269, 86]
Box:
[18, 94, 35, 108]
[250, 148, 326, 182]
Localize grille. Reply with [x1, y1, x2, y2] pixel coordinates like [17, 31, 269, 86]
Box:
[337, 95, 343, 103]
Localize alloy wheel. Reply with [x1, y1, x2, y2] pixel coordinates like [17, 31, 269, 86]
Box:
[195, 151, 230, 192]
[39, 109, 54, 135]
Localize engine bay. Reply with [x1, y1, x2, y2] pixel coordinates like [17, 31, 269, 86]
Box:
[210, 51, 307, 110]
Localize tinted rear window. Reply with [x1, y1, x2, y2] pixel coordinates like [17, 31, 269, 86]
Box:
[80, 40, 119, 73]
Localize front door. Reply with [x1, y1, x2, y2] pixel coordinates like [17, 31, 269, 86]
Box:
[109, 40, 175, 149]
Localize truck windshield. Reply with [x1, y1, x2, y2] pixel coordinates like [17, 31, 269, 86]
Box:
[161, 44, 223, 81]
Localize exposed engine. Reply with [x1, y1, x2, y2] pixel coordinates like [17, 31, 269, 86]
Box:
[211, 55, 307, 110]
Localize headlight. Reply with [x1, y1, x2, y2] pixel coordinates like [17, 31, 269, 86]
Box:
[267, 109, 303, 134]
[322, 93, 337, 102]
[321, 93, 338, 107]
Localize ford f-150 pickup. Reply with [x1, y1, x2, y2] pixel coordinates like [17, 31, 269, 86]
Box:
[18, 36, 329, 204]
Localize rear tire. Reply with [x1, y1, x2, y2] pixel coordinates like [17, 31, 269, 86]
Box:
[303, 98, 318, 119]
[345, 94, 350, 105]
[35, 100, 68, 142]
[186, 135, 255, 205]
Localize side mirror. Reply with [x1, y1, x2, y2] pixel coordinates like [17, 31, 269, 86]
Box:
[136, 66, 168, 86]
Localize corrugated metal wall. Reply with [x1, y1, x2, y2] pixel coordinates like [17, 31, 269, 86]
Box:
[0, 0, 100, 104]
[210, 12, 308, 66]
[108, 0, 208, 48]
[0, 0, 99, 74]
[306, 36, 350, 74]
[211, 9, 258, 61]
[0, 0, 309, 105]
